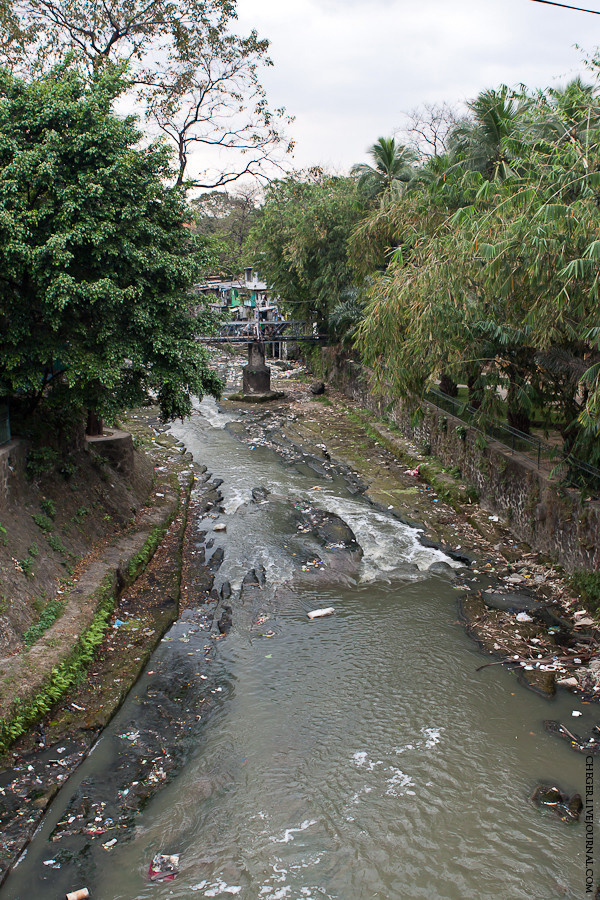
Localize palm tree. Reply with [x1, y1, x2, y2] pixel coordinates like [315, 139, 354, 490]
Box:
[448, 86, 526, 181]
[351, 137, 418, 201]
[530, 77, 600, 155]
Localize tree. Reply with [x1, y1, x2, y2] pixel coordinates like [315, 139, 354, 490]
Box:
[448, 86, 526, 181]
[0, 0, 235, 69]
[356, 76, 600, 464]
[0, 0, 291, 187]
[351, 137, 418, 202]
[247, 170, 362, 331]
[191, 185, 260, 274]
[0, 64, 222, 433]
[399, 102, 459, 160]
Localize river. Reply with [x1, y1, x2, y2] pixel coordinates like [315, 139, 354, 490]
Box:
[2, 396, 586, 899]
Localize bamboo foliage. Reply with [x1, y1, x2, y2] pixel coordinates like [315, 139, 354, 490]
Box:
[356, 75, 600, 461]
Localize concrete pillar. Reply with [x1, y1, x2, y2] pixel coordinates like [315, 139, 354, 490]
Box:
[242, 342, 271, 395]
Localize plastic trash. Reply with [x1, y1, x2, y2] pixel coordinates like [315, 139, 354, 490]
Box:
[307, 607, 335, 619]
[214, 523, 226, 532]
[516, 612, 534, 623]
[149, 854, 180, 882]
[66, 890, 90, 900]
[572, 711, 583, 717]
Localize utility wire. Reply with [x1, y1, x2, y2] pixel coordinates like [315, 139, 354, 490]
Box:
[529, 0, 600, 14]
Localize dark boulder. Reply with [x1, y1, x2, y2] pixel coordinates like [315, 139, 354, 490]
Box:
[530, 783, 583, 823]
[218, 605, 233, 634]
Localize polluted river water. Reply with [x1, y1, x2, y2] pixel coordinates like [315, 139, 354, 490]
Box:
[2, 396, 588, 899]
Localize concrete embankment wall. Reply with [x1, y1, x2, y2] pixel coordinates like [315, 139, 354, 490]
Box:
[320, 349, 600, 573]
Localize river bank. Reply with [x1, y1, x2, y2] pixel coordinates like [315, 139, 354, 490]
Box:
[0, 356, 597, 892]
[0, 411, 226, 884]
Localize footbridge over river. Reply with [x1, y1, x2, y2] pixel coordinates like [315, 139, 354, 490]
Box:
[197, 320, 327, 400]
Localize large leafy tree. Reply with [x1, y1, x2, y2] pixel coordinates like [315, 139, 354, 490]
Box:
[0, 0, 291, 187]
[247, 170, 362, 331]
[0, 64, 222, 431]
[191, 185, 259, 275]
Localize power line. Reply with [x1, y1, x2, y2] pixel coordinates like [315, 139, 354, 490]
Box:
[529, 0, 600, 14]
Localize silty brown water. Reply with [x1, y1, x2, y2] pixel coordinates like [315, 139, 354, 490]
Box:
[1, 397, 588, 899]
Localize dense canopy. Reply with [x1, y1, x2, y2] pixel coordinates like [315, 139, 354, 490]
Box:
[0, 64, 222, 430]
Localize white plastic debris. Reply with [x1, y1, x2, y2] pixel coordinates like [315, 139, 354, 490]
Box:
[516, 612, 534, 623]
[572, 711, 583, 717]
[307, 607, 335, 620]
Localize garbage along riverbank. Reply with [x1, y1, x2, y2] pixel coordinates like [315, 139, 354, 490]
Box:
[0, 410, 225, 884]
[0, 355, 597, 899]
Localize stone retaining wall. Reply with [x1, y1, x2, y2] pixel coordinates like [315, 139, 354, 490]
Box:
[85, 430, 135, 478]
[321, 350, 600, 573]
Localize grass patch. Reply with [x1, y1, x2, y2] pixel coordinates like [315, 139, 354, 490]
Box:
[32, 513, 53, 533]
[40, 498, 56, 519]
[128, 521, 170, 582]
[22, 599, 66, 647]
[569, 571, 600, 618]
[46, 534, 67, 555]
[0, 576, 116, 753]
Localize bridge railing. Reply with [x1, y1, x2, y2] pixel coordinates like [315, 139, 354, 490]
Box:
[198, 320, 323, 343]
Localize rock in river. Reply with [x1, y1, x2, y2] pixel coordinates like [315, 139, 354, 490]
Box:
[530, 784, 583, 823]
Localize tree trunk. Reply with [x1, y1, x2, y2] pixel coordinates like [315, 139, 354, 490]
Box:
[507, 407, 531, 434]
[86, 409, 104, 436]
[467, 368, 482, 410]
[439, 372, 458, 397]
[506, 378, 530, 435]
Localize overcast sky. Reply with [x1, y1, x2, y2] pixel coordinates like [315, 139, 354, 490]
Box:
[234, 0, 600, 173]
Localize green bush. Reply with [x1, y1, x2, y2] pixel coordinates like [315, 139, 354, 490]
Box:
[20, 556, 34, 577]
[32, 513, 53, 533]
[46, 534, 67, 555]
[26, 447, 59, 479]
[40, 498, 56, 518]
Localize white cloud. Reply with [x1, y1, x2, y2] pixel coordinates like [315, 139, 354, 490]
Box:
[234, 0, 597, 171]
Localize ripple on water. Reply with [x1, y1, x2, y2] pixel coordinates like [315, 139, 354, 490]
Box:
[2, 397, 583, 900]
